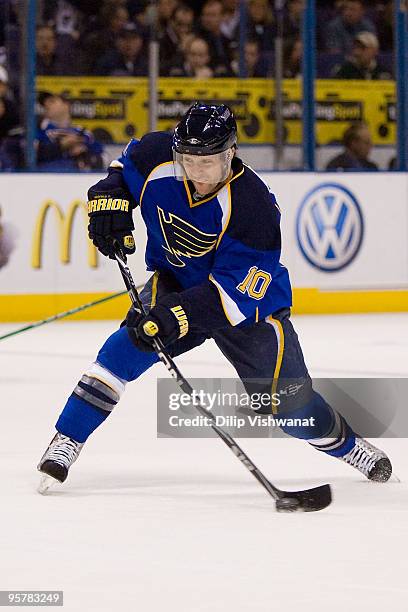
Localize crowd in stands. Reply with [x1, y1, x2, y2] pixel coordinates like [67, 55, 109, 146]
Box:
[0, 0, 398, 171]
[0, 0, 395, 80]
[31, 0, 393, 79]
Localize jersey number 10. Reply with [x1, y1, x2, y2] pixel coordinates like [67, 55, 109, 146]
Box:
[236, 266, 272, 300]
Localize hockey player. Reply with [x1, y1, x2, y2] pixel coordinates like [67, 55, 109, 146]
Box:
[37, 103, 392, 492]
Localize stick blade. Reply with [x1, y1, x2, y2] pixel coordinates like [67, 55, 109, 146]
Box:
[279, 484, 332, 512]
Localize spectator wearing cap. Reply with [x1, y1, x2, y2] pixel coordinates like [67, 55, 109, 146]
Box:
[36, 92, 104, 171]
[94, 23, 147, 76]
[325, 0, 376, 55]
[36, 24, 78, 75]
[333, 32, 392, 79]
[160, 4, 195, 74]
[326, 122, 378, 171]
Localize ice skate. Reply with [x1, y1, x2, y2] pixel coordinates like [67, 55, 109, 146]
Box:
[340, 437, 392, 482]
[37, 433, 84, 494]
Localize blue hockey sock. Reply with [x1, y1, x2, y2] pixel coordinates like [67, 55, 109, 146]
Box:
[97, 326, 159, 382]
[55, 327, 159, 443]
[56, 394, 109, 443]
[307, 409, 357, 458]
[276, 390, 357, 458]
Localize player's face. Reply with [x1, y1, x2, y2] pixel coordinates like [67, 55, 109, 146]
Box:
[182, 154, 224, 183]
[175, 148, 234, 185]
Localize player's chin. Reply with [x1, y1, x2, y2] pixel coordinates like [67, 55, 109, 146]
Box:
[189, 176, 207, 184]
[191, 178, 217, 188]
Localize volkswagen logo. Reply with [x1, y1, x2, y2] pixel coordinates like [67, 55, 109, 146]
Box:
[296, 183, 364, 272]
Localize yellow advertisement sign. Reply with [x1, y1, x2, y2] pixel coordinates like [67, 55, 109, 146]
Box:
[32, 199, 97, 269]
[37, 77, 396, 146]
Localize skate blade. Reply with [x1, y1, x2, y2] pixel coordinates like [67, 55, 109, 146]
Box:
[37, 473, 60, 495]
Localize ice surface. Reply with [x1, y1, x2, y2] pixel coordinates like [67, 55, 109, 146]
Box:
[0, 313, 407, 612]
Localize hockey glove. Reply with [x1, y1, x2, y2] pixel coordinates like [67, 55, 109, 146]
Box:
[126, 293, 189, 352]
[87, 171, 136, 259]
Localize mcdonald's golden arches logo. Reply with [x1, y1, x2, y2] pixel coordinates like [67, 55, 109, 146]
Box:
[32, 199, 98, 269]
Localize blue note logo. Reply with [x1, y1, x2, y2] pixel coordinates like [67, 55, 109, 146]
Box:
[296, 183, 364, 272]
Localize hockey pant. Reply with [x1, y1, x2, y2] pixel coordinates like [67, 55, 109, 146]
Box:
[56, 271, 356, 457]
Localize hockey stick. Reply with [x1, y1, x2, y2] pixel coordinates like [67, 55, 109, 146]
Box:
[114, 244, 332, 512]
[0, 291, 127, 342]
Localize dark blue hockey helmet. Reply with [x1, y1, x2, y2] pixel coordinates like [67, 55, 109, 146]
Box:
[173, 102, 237, 156]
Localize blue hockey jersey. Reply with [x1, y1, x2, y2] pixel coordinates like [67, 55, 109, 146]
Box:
[111, 131, 292, 331]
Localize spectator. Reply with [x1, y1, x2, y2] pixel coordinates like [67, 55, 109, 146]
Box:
[326, 122, 378, 171]
[36, 24, 78, 75]
[0, 91, 22, 170]
[196, 0, 233, 71]
[0, 67, 12, 101]
[0, 66, 23, 169]
[333, 32, 392, 79]
[160, 4, 195, 74]
[95, 23, 147, 76]
[42, 0, 85, 66]
[220, 0, 239, 41]
[42, 0, 82, 41]
[59, 0, 101, 19]
[157, 0, 180, 33]
[0, 96, 18, 140]
[325, 0, 376, 55]
[127, 1, 150, 20]
[169, 36, 214, 78]
[283, 0, 304, 40]
[283, 36, 302, 78]
[36, 92, 104, 171]
[0, 207, 16, 269]
[246, 0, 275, 52]
[0, 128, 24, 170]
[232, 38, 268, 77]
[80, 2, 129, 72]
[374, 0, 394, 52]
[2, 5, 21, 93]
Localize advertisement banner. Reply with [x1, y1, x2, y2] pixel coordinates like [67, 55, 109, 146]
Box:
[0, 174, 148, 321]
[264, 172, 408, 289]
[0, 173, 407, 321]
[37, 77, 396, 146]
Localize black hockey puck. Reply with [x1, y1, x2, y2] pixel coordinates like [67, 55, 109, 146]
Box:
[275, 497, 302, 512]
